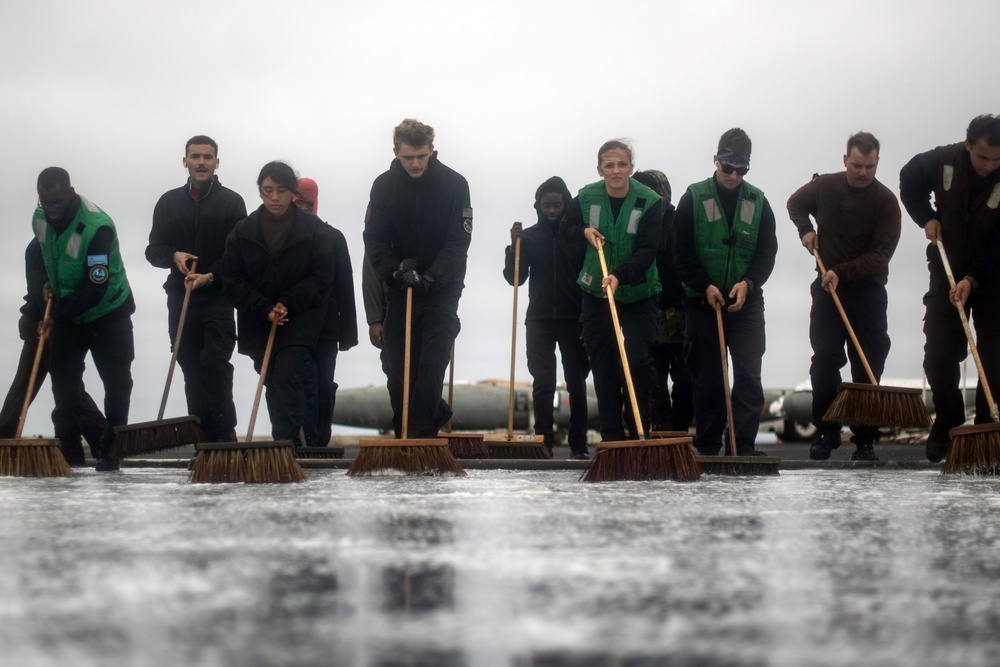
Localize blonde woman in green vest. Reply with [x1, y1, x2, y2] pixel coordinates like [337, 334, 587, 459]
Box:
[560, 140, 662, 441]
[673, 128, 778, 457]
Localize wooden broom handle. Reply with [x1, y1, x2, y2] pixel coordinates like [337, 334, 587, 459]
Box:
[444, 344, 454, 433]
[505, 231, 523, 438]
[596, 239, 645, 440]
[935, 240, 998, 420]
[158, 259, 197, 420]
[15, 295, 53, 439]
[715, 304, 738, 456]
[814, 249, 878, 384]
[245, 317, 279, 443]
[402, 286, 413, 439]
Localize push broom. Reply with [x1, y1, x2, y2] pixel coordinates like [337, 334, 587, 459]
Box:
[485, 223, 550, 459]
[816, 250, 931, 429]
[936, 240, 1000, 474]
[0, 296, 73, 477]
[702, 303, 779, 476]
[190, 318, 306, 483]
[439, 344, 488, 458]
[111, 260, 204, 458]
[348, 287, 465, 476]
[580, 239, 701, 482]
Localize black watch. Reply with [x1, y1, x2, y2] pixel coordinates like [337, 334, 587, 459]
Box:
[743, 278, 755, 293]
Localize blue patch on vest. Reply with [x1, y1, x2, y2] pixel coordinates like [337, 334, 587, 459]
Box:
[87, 254, 109, 267]
[88, 265, 109, 284]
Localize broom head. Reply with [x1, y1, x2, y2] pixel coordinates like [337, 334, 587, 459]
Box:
[697, 454, 781, 476]
[0, 438, 74, 477]
[823, 382, 931, 429]
[347, 438, 466, 476]
[580, 436, 701, 482]
[190, 440, 306, 483]
[111, 415, 205, 458]
[483, 433, 552, 459]
[944, 423, 1000, 475]
[439, 432, 490, 459]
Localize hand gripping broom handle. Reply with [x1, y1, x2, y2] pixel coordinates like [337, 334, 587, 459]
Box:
[245, 317, 279, 443]
[15, 295, 53, 438]
[814, 249, 878, 384]
[596, 239, 645, 440]
[158, 259, 197, 420]
[715, 304, 738, 457]
[935, 240, 999, 421]
[505, 232, 523, 438]
[402, 286, 413, 439]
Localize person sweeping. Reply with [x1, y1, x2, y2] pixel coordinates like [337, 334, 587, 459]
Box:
[787, 131, 902, 461]
[673, 128, 778, 458]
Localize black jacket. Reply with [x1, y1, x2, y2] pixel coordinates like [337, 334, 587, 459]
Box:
[321, 223, 359, 349]
[656, 204, 685, 308]
[221, 205, 336, 357]
[364, 153, 472, 299]
[146, 176, 248, 298]
[503, 218, 585, 322]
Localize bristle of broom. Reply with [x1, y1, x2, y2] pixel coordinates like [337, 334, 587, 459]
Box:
[580, 437, 701, 482]
[822, 383, 931, 429]
[347, 438, 466, 476]
[483, 435, 552, 460]
[697, 456, 781, 477]
[944, 424, 1000, 475]
[439, 433, 490, 459]
[0, 439, 74, 477]
[189, 441, 306, 483]
[111, 416, 205, 458]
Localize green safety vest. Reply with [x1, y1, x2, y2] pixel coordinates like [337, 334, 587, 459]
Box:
[683, 177, 764, 297]
[33, 196, 130, 324]
[576, 178, 661, 304]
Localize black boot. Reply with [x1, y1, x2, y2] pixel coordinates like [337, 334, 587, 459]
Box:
[60, 439, 87, 467]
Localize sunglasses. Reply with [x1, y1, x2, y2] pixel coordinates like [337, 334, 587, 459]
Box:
[719, 162, 749, 176]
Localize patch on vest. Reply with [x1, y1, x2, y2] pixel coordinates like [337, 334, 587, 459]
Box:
[463, 207, 474, 234]
[87, 254, 109, 267]
[989, 183, 1000, 210]
[88, 265, 109, 285]
[627, 209, 642, 234]
[740, 200, 756, 225]
[580, 272, 593, 286]
[588, 205, 602, 228]
[702, 199, 721, 222]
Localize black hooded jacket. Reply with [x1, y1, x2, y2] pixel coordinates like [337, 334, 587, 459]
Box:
[503, 176, 585, 322]
[221, 205, 336, 357]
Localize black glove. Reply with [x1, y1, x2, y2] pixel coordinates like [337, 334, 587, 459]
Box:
[397, 270, 423, 290]
[393, 258, 418, 281]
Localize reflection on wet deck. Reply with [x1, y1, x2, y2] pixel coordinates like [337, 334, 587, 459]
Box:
[1, 469, 999, 666]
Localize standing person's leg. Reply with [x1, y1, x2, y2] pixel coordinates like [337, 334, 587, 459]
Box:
[556, 320, 590, 456]
[315, 341, 339, 446]
[47, 321, 88, 465]
[88, 315, 135, 466]
[410, 296, 459, 438]
[649, 343, 673, 431]
[581, 294, 625, 441]
[200, 298, 238, 442]
[726, 299, 766, 454]
[844, 284, 890, 458]
[79, 383, 107, 459]
[300, 355, 319, 446]
[923, 278, 969, 460]
[970, 294, 1000, 425]
[0, 332, 44, 438]
[261, 345, 312, 442]
[619, 297, 658, 437]
[525, 320, 558, 448]
[683, 303, 726, 455]
[381, 292, 407, 437]
[808, 280, 848, 458]
[666, 341, 694, 432]
[167, 291, 209, 434]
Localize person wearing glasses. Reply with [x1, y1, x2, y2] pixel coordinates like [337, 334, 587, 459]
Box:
[673, 128, 778, 457]
[787, 132, 901, 462]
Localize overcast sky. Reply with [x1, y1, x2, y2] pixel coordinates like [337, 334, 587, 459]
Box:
[1, 0, 996, 437]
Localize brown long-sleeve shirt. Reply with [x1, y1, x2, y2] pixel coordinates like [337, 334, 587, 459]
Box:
[786, 173, 901, 285]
